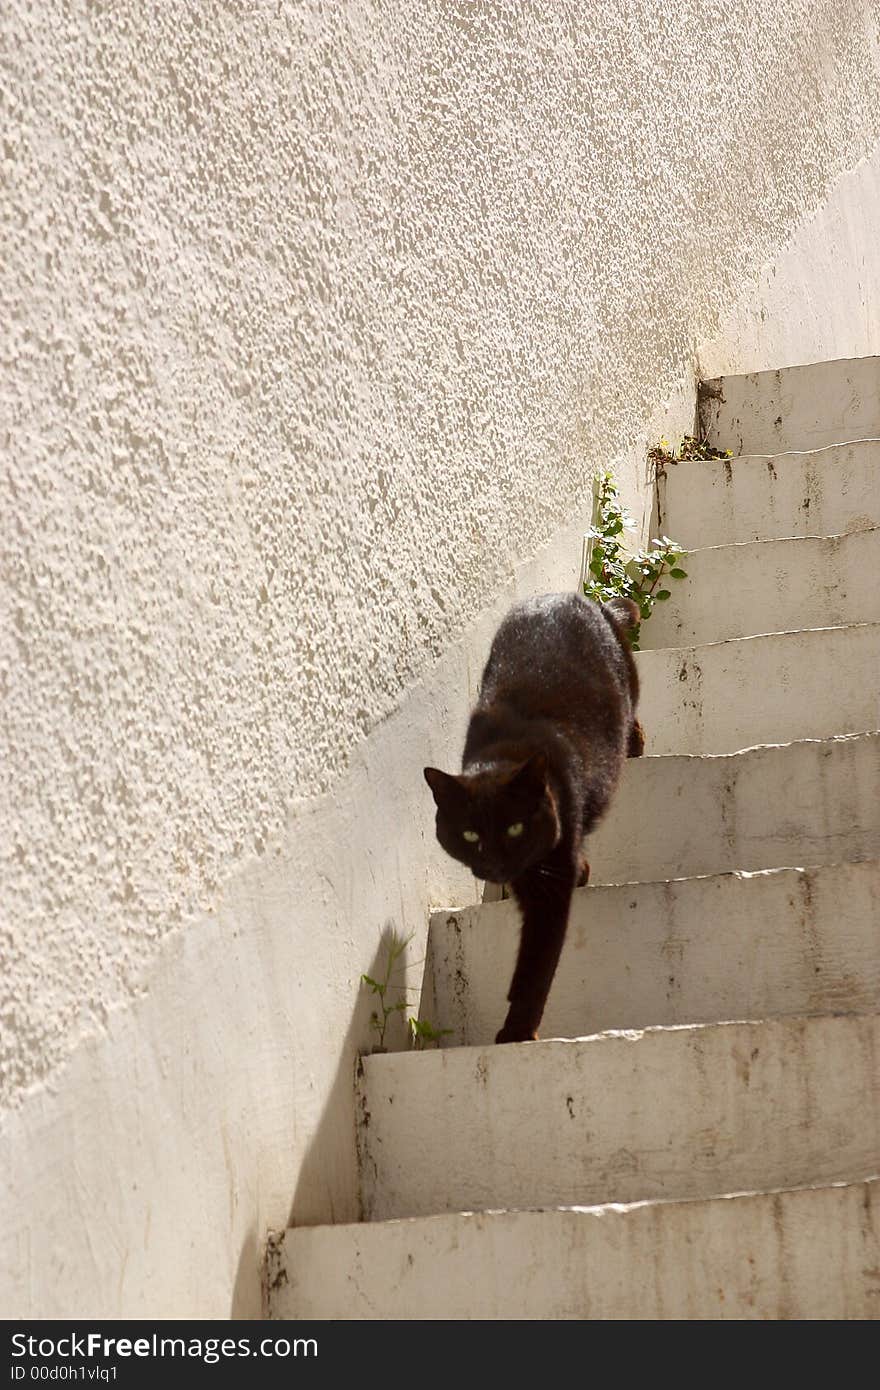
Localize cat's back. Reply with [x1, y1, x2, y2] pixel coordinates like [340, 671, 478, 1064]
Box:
[481, 592, 623, 694]
[465, 591, 639, 807]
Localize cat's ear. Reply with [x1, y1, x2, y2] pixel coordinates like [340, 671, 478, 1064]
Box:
[424, 767, 464, 807]
[511, 751, 548, 787]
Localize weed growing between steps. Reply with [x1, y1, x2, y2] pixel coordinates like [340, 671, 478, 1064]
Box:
[361, 930, 452, 1053]
[649, 433, 733, 465]
[583, 464, 691, 650]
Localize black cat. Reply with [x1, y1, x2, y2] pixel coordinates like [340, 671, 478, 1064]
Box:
[425, 592, 644, 1043]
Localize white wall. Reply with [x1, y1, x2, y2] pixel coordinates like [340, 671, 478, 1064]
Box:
[2, 0, 880, 1316]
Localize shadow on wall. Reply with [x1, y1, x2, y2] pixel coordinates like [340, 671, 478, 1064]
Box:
[230, 929, 407, 1318]
[287, 926, 410, 1225]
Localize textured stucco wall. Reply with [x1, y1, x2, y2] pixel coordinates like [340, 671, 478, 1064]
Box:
[2, 0, 880, 1317]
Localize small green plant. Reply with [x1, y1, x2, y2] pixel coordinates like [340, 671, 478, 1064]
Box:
[583, 469, 688, 651]
[361, 930, 450, 1052]
[408, 1016, 453, 1050]
[361, 930, 412, 1051]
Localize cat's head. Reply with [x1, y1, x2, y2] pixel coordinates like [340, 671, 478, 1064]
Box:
[423, 753, 560, 882]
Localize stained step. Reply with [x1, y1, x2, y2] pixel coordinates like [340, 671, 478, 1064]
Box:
[656, 440, 880, 549]
[357, 1012, 880, 1221]
[638, 623, 880, 754]
[424, 860, 880, 1048]
[269, 1178, 880, 1320]
[639, 527, 880, 649]
[698, 356, 880, 455]
[587, 731, 880, 885]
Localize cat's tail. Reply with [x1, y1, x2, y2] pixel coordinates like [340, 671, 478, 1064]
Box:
[601, 596, 640, 631]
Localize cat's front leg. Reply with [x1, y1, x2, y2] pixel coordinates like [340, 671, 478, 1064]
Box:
[495, 851, 576, 1044]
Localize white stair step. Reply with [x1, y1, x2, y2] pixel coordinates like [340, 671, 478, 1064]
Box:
[639, 527, 879, 649]
[698, 356, 880, 455]
[357, 1013, 880, 1221]
[588, 731, 880, 885]
[638, 623, 880, 754]
[269, 1177, 880, 1320]
[656, 440, 880, 549]
[425, 860, 880, 1047]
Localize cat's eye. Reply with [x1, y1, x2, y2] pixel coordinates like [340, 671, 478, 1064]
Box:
[462, 829, 479, 843]
[506, 822, 524, 838]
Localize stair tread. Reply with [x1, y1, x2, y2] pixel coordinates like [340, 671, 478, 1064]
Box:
[639, 526, 880, 648]
[365, 1007, 880, 1060]
[643, 617, 880, 652]
[284, 1172, 880, 1229]
[271, 1177, 880, 1319]
[699, 356, 880, 455]
[671, 437, 880, 463]
[425, 859, 880, 1046]
[637, 622, 880, 754]
[437, 853, 880, 901]
[587, 728, 880, 884]
[654, 523, 879, 554]
[659, 433, 880, 548]
[634, 727, 880, 758]
[357, 1011, 880, 1222]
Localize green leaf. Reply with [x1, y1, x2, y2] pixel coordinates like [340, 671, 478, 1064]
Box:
[361, 974, 381, 991]
[670, 568, 687, 579]
[587, 466, 688, 616]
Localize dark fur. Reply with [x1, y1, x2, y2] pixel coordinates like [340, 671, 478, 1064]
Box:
[425, 592, 643, 1043]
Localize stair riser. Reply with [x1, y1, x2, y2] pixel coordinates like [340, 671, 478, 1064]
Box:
[272, 1180, 880, 1320]
[657, 441, 880, 549]
[588, 732, 880, 884]
[427, 861, 880, 1047]
[357, 1014, 880, 1221]
[698, 358, 880, 455]
[640, 528, 880, 649]
[638, 625, 880, 755]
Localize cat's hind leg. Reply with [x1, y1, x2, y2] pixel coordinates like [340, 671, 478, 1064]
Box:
[576, 850, 590, 888]
[628, 719, 645, 757]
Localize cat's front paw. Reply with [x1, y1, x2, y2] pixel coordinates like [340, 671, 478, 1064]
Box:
[495, 1024, 539, 1044]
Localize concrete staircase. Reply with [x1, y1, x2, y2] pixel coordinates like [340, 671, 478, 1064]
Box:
[269, 358, 880, 1320]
